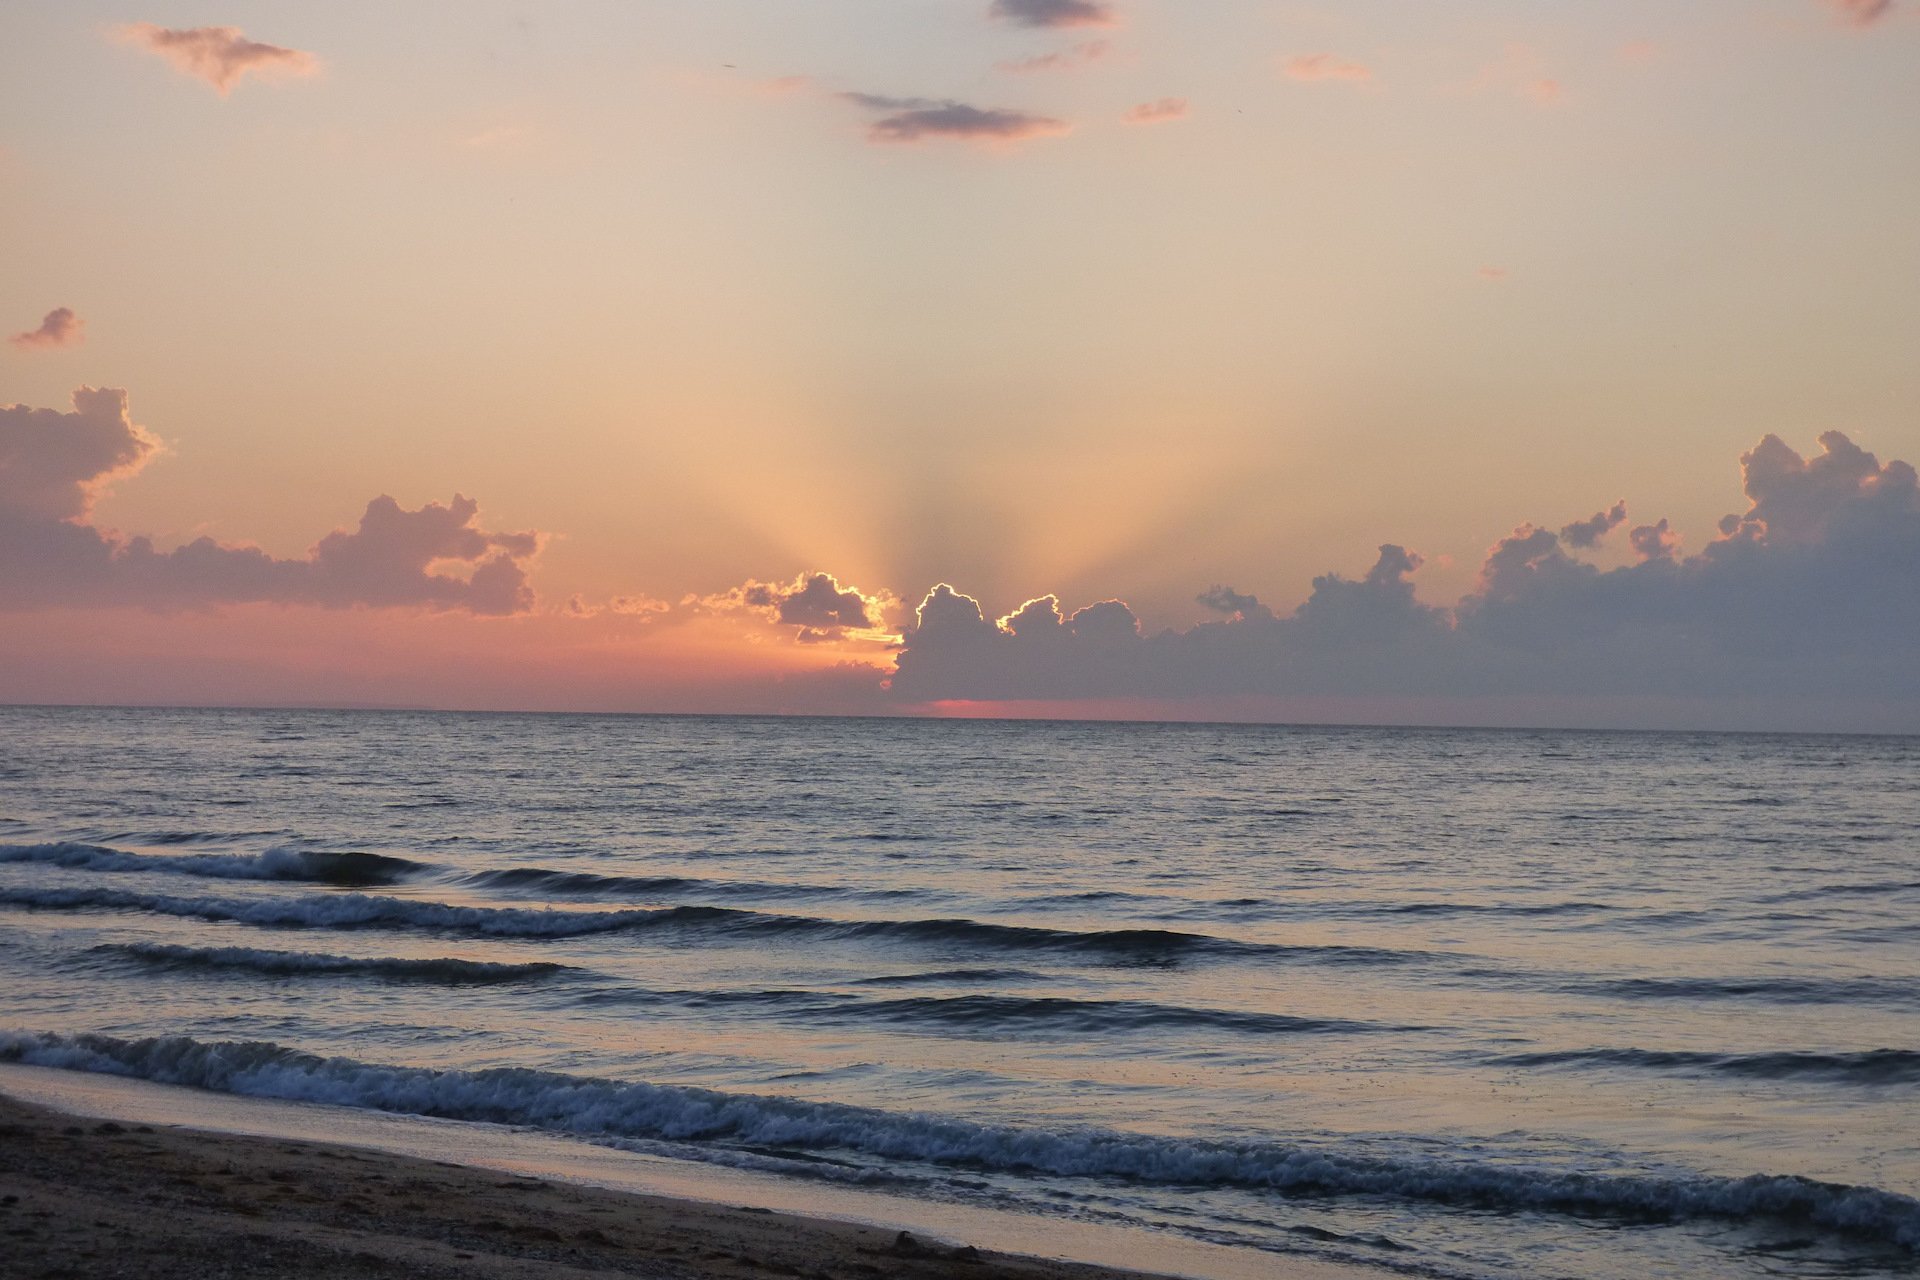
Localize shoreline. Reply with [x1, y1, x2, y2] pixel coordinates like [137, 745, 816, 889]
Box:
[0, 1062, 1372, 1280]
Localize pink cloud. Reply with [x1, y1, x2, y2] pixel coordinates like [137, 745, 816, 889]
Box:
[1477, 265, 1509, 282]
[0, 387, 157, 521]
[1, 388, 541, 615]
[1528, 78, 1564, 105]
[116, 23, 318, 96]
[1826, 0, 1896, 25]
[843, 94, 1070, 146]
[1284, 54, 1373, 84]
[1123, 97, 1189, 125]
[989, 0, 1119, 29]
[1000, 39, 1111, 73]
[9, 308, 84, 352]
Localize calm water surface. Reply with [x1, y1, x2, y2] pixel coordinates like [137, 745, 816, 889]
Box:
[1, 707, 1916, 1279]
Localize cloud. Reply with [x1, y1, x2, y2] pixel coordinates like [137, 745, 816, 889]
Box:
[843, 94, 1071, 146]
[989, 0, 1119, 29]
[1559, 500, 1627, 548]
[1196, 584, 1270, 620]
[9, 308, 85, 352]
[1123, 97, 1189, 125]
[116, 24, 318, 96]
[0, 387, 159, 521]
[559, 592, 671, 620]
[889, 432, 1920, 712]
[1629, 518, 1681, 561]
[0, 388, 539, 615]
[696, 571, 898, 643]
[1283, 54, 1373, 84]
[1826, 0, 1896, 26]
[1001, 39, 1111, 73]
[1477, 265, 1509, 282]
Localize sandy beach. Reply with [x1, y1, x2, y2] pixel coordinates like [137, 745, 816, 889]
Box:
[0, 1089, 1197, 1280]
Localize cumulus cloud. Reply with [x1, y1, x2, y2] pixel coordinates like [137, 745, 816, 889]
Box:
[889, 432, 1920, 710]
[1629, 518, 1680, 561]
[0, 387, 159, 521]
[1284, 54, 1373, 84]
[1559, 499, 1627, 548]
[0, 388, 539, 615]
[10, 308, 84, 352]
[1196, 585, 1270, 620]
[697, 571, 897, 643]
[1123, 97, 1189, 125]
[1826, 0, 1895, 26]
[116, 24, 318, 96]
[989, 0, 1119, 29]
[1001, 40, 1111, 73]
[843, 93, 1070, 145]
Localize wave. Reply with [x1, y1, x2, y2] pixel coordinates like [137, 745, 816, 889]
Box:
[851, 968, 1050, 986]
[0, 884, 674, 938]
[89, 942, 570, 986]
[0, 884, 1428, 966]
[1493, 1047, 1920, 1085]
[1569, 975, 1920, 1008]
[1376, 900, 1616, 918]
[0, 841, 426, 887]
[3, 1031, 1914, 1252]
[459, 865, 931, 905]
[574, 988, 1411, 1038]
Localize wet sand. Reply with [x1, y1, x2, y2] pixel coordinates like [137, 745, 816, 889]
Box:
[0, 1091, 1184, 1280]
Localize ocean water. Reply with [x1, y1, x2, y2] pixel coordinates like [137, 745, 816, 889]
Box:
[1, 706, 1916, 1280]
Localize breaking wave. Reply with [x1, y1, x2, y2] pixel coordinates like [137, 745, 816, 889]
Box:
[0, 841, 426, 887]
[2, 1031, 1914, 1252]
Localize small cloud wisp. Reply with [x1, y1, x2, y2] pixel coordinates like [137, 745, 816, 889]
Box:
[116, 23, 318, 96]
[9, 308, 84, 351]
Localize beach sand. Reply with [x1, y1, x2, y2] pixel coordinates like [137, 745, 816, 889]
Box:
[0, 1090, 1183, 1280]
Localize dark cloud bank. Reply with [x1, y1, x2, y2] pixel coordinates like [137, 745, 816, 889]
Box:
[892, 431, 1920, 717]
[1, 388, 538, 615]
[5, 385, 1916, 726]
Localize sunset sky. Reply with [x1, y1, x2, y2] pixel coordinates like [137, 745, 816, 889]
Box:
[3, 1, 1917, 728]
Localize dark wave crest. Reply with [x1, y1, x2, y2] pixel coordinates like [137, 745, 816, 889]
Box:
[0, 841, 427, 887]
[0, 884, 1430, 967]
[1493, 1047, 1920, 1085]
[574, 987, 1413, 1038]
[89, 942, 570, 985]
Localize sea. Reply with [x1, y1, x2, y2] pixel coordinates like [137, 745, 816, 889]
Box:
[1, 705, 1916, 1280]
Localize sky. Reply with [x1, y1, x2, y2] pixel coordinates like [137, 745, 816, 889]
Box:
[2, 0, 1917, 730]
